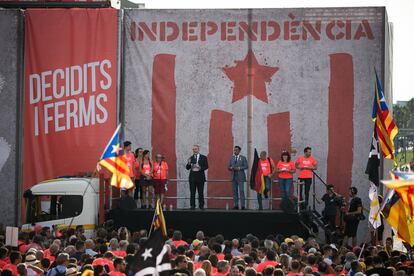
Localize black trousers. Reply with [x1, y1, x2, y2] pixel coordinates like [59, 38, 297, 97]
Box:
[324, 214, 336, 243]
[190, 179, 205, 208]
[134, 179, 145, 200]
[299, 178, 312, 207]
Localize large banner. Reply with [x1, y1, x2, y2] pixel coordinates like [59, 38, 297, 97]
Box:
[23, 9, 118, 194]
[124, 8, 385, 212]
[0, 10, 22, 226]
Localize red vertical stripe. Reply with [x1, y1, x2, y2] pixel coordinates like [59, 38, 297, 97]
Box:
[207, 110, 233, 208]
[267, 112, 292, 207]
[327, 53, 354, 197]
[151, 54, 177, 207]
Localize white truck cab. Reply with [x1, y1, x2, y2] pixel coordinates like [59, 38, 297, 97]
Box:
[22, 177, 100, 237]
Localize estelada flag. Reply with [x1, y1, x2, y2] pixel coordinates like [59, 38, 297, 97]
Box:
[98, 124, 134, 189]
[152, 199, 167, 237]
[250, 148, 265, 195]
[382, 190, 414, 246]
[382, 178, 414, 245]
[383, 179, 414, 219]
[372, 71, 398, 160]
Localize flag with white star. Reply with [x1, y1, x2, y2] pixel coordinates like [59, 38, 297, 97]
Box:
[98, 124, 134, 189]
[135, 229, 171, 276]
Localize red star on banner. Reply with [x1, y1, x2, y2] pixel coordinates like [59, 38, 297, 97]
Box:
[223, 49, 279, 103]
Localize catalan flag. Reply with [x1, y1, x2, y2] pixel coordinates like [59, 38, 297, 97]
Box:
[98, 124, 134, 190]
[371, 71, 398, 160]
[382, 176, 414, 245]
[250, 148, 265, 195]
[152, 199, 167, 236]
[383, 179, 414, 218]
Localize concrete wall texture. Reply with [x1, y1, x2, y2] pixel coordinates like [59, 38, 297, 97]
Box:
[0, 10, 21, 226]
[123, 8, 387, 238]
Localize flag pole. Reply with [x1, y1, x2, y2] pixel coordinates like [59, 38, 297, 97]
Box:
[148, 199, 159, 238]
[358, 242, 366, 261]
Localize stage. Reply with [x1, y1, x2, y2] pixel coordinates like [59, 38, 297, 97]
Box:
[107, 208, 310, 240]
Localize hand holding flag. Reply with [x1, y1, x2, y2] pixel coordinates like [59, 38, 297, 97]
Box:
[97, 124, 134, 189]
[136, 199, 170, 276]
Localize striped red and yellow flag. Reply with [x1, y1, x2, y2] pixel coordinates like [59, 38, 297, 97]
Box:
[153, 199, 167, 236]
[382, 177, 414, 245]
[97, 124, 134, 190]
[384, 179, 414, 218]
[371, 72, 398, 160]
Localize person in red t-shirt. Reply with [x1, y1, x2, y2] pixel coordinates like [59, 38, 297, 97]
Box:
[276, 151, 296, 200]
[257, 151, 275, 210]
[256, 250, 278, 273]
[108, 258, 126, 276]
[153, 154, 169, 205]
[123, 141, 135, 179]
[0, 247, 9, 269]
[295, 147, 317, 209]
[3, 251, 22, 276]
[123, 141, 135, 197]
[212, 260, 229, 276]
[172, 231, 188, 248]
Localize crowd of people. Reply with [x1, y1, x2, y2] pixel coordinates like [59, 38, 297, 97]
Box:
[0, 224, 412, 276]
[122, 142, 366, 249]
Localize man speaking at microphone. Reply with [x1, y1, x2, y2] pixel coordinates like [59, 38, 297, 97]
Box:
[186, 144, 209, 210]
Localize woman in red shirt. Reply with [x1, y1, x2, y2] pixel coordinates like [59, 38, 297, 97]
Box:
[276, 151, 296, 199]
[139, 150, 154, 209]
[153, 154, 169, 205]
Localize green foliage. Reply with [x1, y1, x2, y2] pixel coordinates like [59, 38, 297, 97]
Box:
[393, 98, 414, 129]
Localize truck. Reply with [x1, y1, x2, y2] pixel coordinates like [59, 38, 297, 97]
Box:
[22, 177, 102, 237]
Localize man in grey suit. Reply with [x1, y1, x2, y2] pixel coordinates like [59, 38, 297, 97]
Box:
[228, 146, 248, 210]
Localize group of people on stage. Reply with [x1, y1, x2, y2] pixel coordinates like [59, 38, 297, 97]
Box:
[123, 142, 170, 209]
[122, 142, 319, 211]
[228, 146, 317, 211]
[122, 141, 364, 246]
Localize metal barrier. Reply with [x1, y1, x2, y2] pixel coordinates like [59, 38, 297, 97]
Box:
[108, 177, 314, 212]
[158, 178, 305, 211]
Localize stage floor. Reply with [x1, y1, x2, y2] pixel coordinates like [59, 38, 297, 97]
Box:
[107, 208, 309, 240]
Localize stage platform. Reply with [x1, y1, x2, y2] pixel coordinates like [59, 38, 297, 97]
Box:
[107, 208, 310, 240]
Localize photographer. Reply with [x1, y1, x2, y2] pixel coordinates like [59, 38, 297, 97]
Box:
[319, 184, 342, 243]
[342, 186, 363, 247]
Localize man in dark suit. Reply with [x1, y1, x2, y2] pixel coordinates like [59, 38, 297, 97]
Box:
[186, 144, 208, 210]
[228, 146, 248, 210]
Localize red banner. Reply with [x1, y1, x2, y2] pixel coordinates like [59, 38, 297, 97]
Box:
[23, 9, 118, 192]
